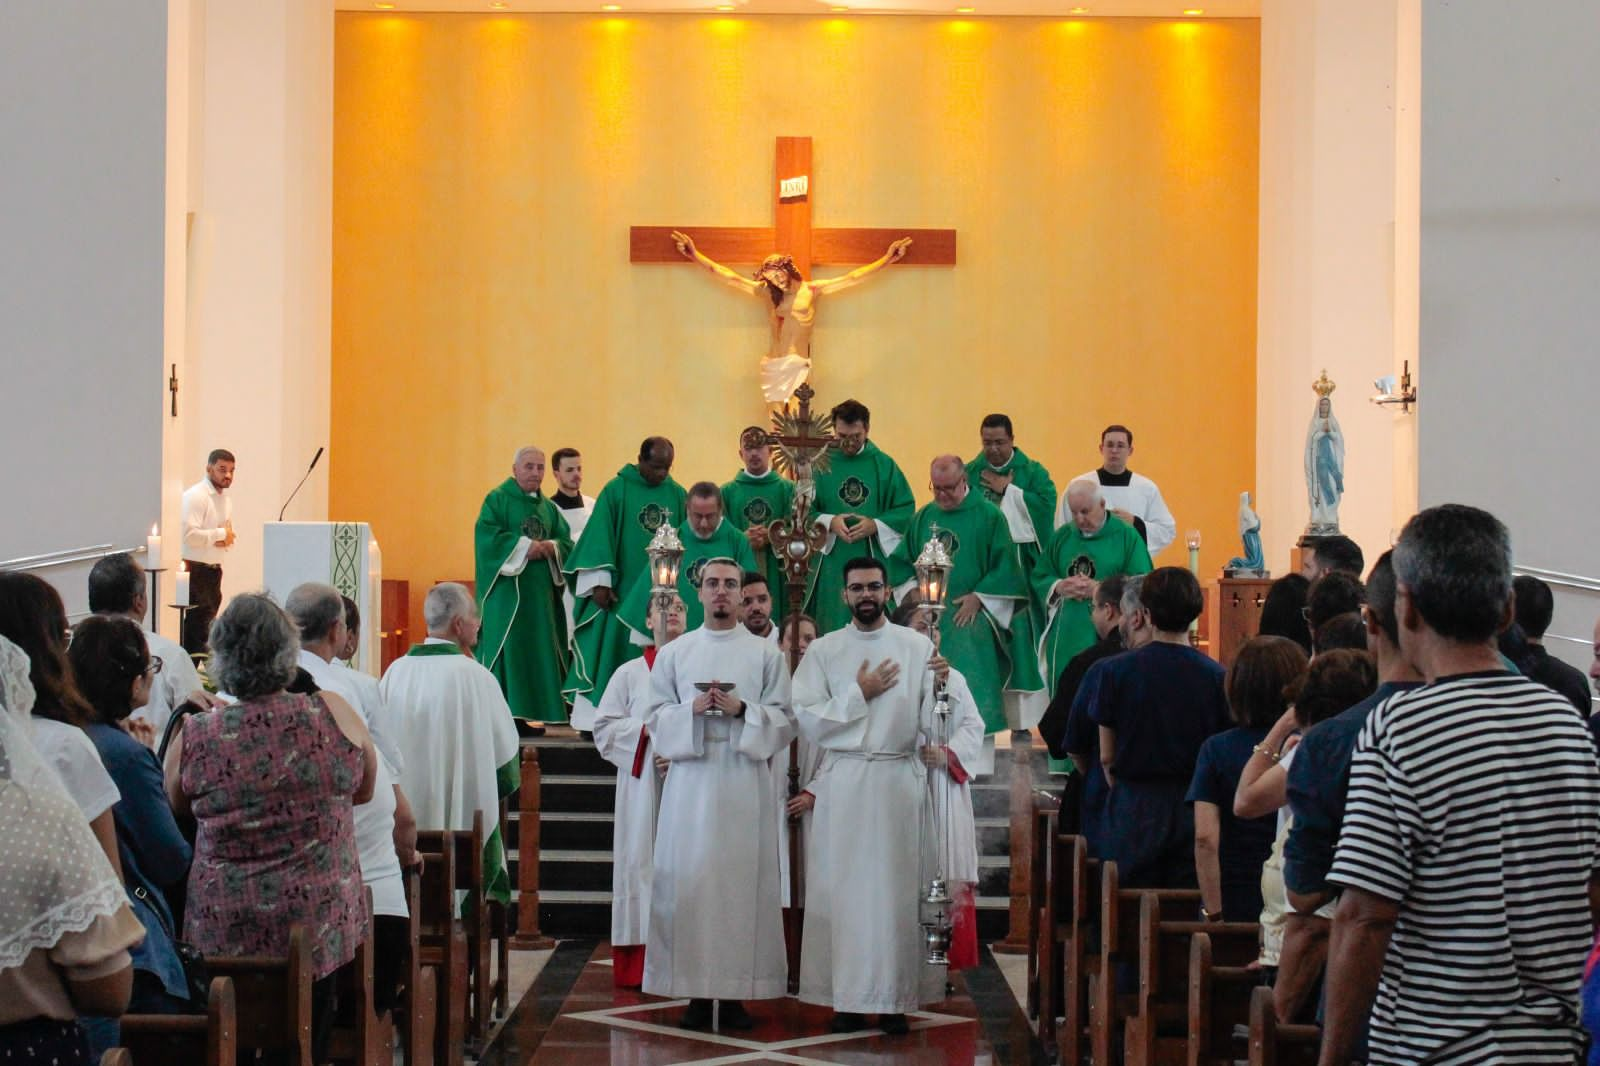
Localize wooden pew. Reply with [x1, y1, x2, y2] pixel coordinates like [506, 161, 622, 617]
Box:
[419, 811, 492, 1049]
[115, 976, 238, 1066]
[1123, 894, 1259, 1066]
[415, 830, 469, 1066]
[1036, 830, 1095, 1058]
[1248, 986, 1320, 1066]
[206, 925, 312, 1066]
[399, 865, 438, 1066]
[1025, 793, 1059, 1024]
[491, 795, 512, 1018]
[1186, 932, 1263, 1066]
[326, 889, 393, 1066]
[1086, 863, 1201, 1066]
[1059, 836, 1102, 1066]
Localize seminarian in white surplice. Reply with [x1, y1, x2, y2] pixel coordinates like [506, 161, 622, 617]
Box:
[792, 556, 948, 1034]
[641, 558, 794, 1031]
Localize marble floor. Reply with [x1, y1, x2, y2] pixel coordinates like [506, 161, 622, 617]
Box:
[475, 942, 1045, 1066]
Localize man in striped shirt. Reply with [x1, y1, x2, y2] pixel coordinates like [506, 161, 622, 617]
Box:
[1321, 504, 1600, 1065]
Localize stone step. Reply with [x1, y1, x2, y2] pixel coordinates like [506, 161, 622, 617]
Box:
[525, 736, 613, 777]
[539, 810, 615, 851]
[539, 774, 618, 814]
[541, 849, 615, 892]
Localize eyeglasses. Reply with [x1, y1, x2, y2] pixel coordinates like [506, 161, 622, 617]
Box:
[1300, 606, 1312, 621]
[845, 581, 886, 594]
[146, 656, 164, 678]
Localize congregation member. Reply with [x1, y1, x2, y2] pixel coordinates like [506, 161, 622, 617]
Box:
[1313, 612, 1370, 654]
[966, 414, 1058, 629]
[1512, 573, 1592, 714]
[475, 445, 574, 735]
[1087, 567, 1228, 886]
[68, 618, 195, 1023]
[178, 448, 236, 653]
[87, 552, 211, 743]
[1038, 574, 1125, 830]
[642, 559, 793, 1030]
[1187, 635, 1307, 923]
[740, 571, 779, 642]
[1306, 571, 1366, 638]
[382, 583, 521, 904]
[1258, 573, 1313, 652]
[807, 400, 916, 633]
[892, 455, 1039, 771]
[0, 643, 143, 1064]
[286, 583, 415, 1017]
[0, 572, 122, 874]
[1298, 534, 1363, 582]
[166, 594, 375, 1062]
[722, 425, 795, 623]
[1062, 424, 1177, 557]
[337, 594, 361, 663]
[793, 558, 946, 1035]
[564, 436, 687, 727]
[593, 592, 684, 989]
[550, 446, 595, 542]
[1322, 505, 1600, 1064]
[618, 482, 756, 637]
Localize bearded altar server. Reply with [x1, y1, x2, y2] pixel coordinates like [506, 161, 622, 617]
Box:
[806, 399, 915, 634]
[617, 482, 757, 638]
[564, 437, 687, 731]
[593, 591, 685, 989]
[381, 583, 520, 904]
[642, 559, 794, 1031]
[475, 446, 573, 733]
[723, 426, 796, 623]
[793, 557, 948, 1035]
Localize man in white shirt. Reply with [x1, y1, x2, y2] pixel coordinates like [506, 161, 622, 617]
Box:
[1059, 424, 1177, 558]
[180, 448, 236, 652]
[740, 571, 781, 644]
[87, 552, 215, 745]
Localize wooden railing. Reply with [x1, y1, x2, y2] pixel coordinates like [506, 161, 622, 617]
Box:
[510, 745, 555, 949]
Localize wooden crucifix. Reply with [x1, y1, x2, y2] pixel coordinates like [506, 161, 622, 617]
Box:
[631, 135, 957, 404]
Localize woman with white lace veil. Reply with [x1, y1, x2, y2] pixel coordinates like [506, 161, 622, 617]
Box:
[0, 634, 143, 1063]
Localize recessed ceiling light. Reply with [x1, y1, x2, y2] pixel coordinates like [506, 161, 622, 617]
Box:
[1182, 6, 1204, 13]
[955, 5, 974, 11]
[1070, 5, 1088, 12]
[831, 4, 848, 8]
[716, 5, 736, 10]
[373, 1, 396, 8]
[601, 4, 621, 9]
[490, 0, 508, 7]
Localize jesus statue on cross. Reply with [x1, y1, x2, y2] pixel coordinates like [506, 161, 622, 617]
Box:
[670, 229, 912, 403]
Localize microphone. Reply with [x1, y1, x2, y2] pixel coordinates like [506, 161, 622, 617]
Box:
[278, 447, 325, 521]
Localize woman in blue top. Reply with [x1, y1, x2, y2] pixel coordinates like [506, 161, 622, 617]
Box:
[68, 617, 195, 1017]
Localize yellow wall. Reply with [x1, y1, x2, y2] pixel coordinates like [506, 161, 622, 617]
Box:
[332, 11, 1259, 638]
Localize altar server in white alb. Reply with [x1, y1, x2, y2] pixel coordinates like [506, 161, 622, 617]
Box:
[381, 582, 521, 906]
[793, 556, 948, 1036]
[1060, 423, 1177, 557]
[593, 591, 685, 990]
[642, 558, 794, 1031]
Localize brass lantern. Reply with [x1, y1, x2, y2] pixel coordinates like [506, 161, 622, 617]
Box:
[913, 528, 953, 613]
[646, 524, 685, 592]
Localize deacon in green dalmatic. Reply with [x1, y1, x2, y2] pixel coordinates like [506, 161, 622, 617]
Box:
[721, 425, 795, 623]
[563, 437, 687, 724]
[617, 482, 758, 637]
[889, 456, 1041, 746]
[806, 399, 915, 633]
[475, 446, 575, 729]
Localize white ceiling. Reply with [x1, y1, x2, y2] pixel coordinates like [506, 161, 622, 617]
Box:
[341, 0, 1258, 19]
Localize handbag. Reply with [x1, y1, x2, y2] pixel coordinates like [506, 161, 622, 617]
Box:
[133, 885, 211, 1007]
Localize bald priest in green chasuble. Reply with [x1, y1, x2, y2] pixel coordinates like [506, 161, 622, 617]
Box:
[721, 426, 796, 624]
[563, 437, 687, 722]
[475, 447, 575, 725]
[806, 399, 916, 634]
[888, 456, 1043, 739]
[618, 482, 759, 637]
[1034, 478, 1153, 689]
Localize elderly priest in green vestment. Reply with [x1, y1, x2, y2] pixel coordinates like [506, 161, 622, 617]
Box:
[891, 456, 1041, 771]
[722, 425, 796, 625]
[806, 399, 915, 634]
[563, 437, 688, 724]
[618, 482, 759, 637]
[475, 446, 574, 732]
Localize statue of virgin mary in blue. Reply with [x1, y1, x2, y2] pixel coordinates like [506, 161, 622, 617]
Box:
[1304, 384, 1345, 535]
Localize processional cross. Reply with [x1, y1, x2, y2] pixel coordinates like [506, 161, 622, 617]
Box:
[631, 136, 957, 403]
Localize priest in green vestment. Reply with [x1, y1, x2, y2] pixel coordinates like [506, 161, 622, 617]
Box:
[721, 425, 796, 624]
[617, 482, 759, 636]
[806, 399, 916, 634]
[474, 446, 575, 727]
[563, 437, 687, 721]
[966, 414, 1058, 596]
[889, 456, 1040, 740]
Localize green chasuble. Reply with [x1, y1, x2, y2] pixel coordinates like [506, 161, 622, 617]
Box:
[887, 491, 1033, 735]
[966, 447, 1058, 578]
[721, 470, 796, 624]
[474, 480, 574, 723]
[562, 465, 687, 708]
[1033, 513, 1153, 690]
[806, 441, 916, 634]
[616, 517, 758, 636]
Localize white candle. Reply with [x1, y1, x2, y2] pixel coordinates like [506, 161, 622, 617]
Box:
[174, 566, 191, 607]
[146, 525, 162, 571]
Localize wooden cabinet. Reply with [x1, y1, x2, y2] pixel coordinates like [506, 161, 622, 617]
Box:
[1205, 577, 1274, 669]
[380, 579, 410, 672]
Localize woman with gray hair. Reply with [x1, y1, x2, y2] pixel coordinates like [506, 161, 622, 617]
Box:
[162, 593, 376, 1061]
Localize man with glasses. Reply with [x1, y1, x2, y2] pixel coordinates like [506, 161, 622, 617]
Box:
[1060, 424, 1176, 558]
[793, 557, 949, 1036]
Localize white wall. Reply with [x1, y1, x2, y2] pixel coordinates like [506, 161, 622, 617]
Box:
[1418, 0, 1600, 677]
[0, 2, 168, 617]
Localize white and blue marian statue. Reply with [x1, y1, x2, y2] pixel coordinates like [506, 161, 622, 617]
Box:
[1304, 372, 1344, 535]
